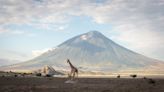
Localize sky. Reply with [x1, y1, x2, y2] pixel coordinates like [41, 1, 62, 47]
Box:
[0, 0, 164, 65]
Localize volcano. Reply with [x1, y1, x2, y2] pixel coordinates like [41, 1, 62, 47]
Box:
[1, 31, 164, 73]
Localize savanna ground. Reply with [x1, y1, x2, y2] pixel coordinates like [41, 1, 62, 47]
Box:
[0, 75, 164, 92]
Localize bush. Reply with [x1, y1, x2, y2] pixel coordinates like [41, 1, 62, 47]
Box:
[36, 73, 42, 76]
[143, 77, 147, 79]
[2, 75, 5, 77]
[148, 79, 155, 84]
[117, 75, 120, 78]
[130, 74, 137, 78]
[45, 74, 52, 77]
[14, 74, 18, 77]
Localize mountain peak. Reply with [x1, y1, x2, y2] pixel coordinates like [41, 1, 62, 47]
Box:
[87, 30, 101, 34]
[80, 31, 104, 40]
[85, 30, 102, 36]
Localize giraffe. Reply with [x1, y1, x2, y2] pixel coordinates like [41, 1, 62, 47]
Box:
[67, 59, 78, 80]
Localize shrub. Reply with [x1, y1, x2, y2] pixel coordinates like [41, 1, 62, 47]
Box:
[14, 74, 18, 77]
[36, 73, 42, 76]
[143, 77, 147, 79]
[45, 74, 52, 77]
[148, 79, 155, 85]
[130, 74, 137, 78]
[117, 75, 120, 78]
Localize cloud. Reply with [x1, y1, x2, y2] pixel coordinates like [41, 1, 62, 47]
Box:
[0, 0, 77, 25]
[57, 24, 69, 31]
[0, 0, 75, 32]
[0, 58, 22, 66]
[0, 49, 32, 61]
[10, 30, 25, 35]
[30, 23, 69, 31]
[0, 26, 36, 36]
[0, 28, 8, 34]
[32, 48, 55, 57]
[0, 26, 24, 35]
[1, 0, 164, 25]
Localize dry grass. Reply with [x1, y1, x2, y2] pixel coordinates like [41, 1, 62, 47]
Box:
[0, 76, 164, 92]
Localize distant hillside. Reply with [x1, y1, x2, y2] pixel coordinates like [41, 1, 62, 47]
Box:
[1, 31, 164, 74]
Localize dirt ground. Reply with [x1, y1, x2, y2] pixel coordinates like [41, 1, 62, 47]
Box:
[0, 77, 164, 92]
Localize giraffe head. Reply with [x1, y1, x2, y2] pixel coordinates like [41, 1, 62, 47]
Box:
[67, 59, 70, 63]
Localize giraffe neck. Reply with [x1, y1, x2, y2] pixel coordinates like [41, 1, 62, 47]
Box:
[68, 61, 74, 68]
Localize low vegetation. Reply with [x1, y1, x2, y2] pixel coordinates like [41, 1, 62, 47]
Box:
[117, 74, 120, 78]
[130, 74, 137, 78]
[36, 73, 42, 77]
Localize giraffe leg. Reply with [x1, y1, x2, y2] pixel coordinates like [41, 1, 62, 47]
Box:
[70, 71, 74, 80]
[76, 72, 78, 79]
[72, 72, 75, 80]
[68, 73, 71, 79]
